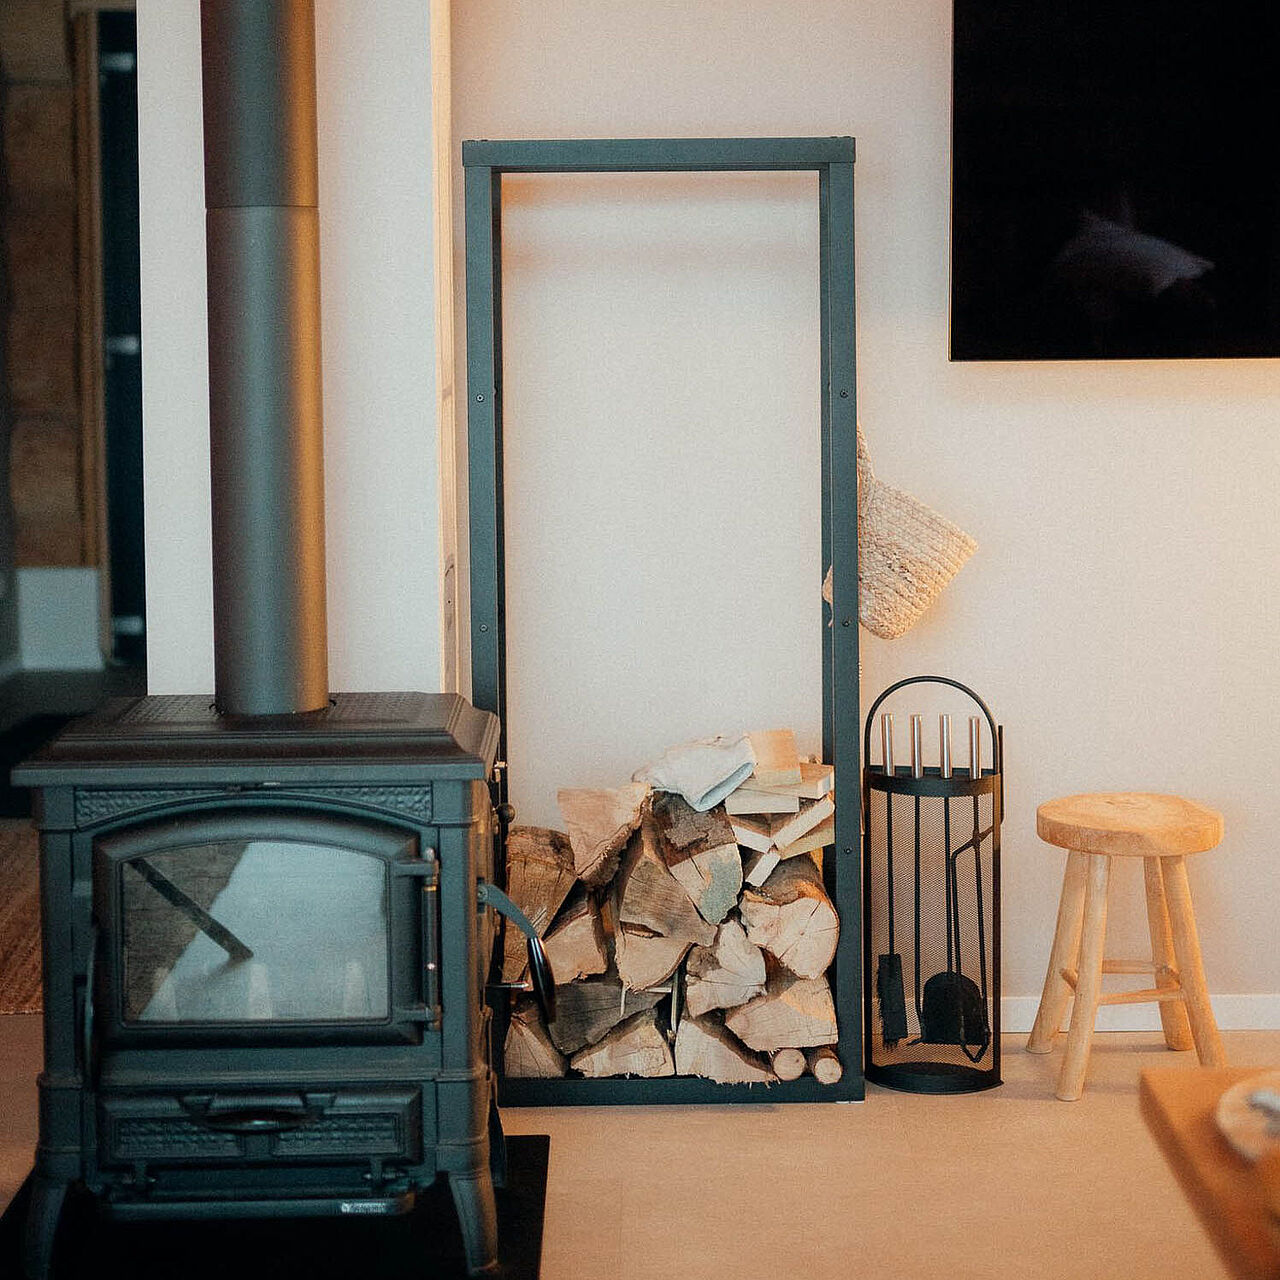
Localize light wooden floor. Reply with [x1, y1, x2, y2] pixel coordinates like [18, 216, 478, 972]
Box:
[2, 1017, 1276, 1279]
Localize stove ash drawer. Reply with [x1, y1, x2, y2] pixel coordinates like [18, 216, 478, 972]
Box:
[100, 1087, 423, 1166]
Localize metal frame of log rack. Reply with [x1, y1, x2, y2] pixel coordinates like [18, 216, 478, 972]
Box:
[464, 136, 862, 1105]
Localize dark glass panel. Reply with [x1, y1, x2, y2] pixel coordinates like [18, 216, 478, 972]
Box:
[120, 841, 390, 1024]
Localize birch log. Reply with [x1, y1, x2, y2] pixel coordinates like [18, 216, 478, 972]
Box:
[807, 1046, 845, 1085]
[557, 783, 649, 887]
[615, 926, 690, 992]
[771, 1048, 808, 1081]
[674, 1015, 776, 1084]
[684, 918, 766, 1017]
[724, 972, 839, 1052]
[651, 793, 743, 925]
[739, 855, 838, 979]
[542, 890, 609, 983]
[502, 826, 576, 982]
[504, 1000, 568, 1078]
[548, 977, 663, 1055]
[615, 818, 716, 948]
[571, 1009, 675, 1078]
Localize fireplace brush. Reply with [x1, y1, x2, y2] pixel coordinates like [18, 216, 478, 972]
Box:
[874, 713, 908, 1048]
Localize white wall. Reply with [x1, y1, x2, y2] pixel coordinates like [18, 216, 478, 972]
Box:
[451, 0, 1280, 1016]
[136, 0, 444, 695]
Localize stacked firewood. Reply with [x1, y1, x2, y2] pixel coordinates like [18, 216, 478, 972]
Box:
[502, 730, 843, 1085]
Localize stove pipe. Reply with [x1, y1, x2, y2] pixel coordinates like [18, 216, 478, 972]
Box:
[200, 0, 329, 715]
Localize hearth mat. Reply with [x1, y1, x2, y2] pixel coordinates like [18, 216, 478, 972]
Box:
[0, 1136, 548, 1279]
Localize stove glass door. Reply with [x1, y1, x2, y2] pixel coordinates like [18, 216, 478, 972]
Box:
[119, 839, 390, 1024]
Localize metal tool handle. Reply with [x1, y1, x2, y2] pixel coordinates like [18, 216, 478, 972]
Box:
[182, 1097, 325, 1134]
[478, 881, 557, 1024]
[862, 675, 1003, 817]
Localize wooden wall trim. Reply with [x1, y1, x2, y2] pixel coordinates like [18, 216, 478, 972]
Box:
[432, 0, 458, 693]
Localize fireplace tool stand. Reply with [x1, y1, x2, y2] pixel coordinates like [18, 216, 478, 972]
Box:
[862, 676, 1003, 1094]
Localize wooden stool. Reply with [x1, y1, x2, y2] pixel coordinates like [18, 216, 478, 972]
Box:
[1027, 793, 1226, 1100]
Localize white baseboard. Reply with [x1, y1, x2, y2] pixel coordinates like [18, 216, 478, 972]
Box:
[1002, 994, 1280, 1034]
[16, 568, 104, 671]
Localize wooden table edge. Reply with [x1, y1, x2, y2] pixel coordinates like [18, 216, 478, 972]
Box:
[1140, 1067, 1280, 1280]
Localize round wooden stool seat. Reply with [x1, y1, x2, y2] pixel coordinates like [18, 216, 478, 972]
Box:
[1036, 792, 1223, 860]
[1029, 792, 1226, 1099]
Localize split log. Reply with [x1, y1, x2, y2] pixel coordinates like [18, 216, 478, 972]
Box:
[725, 972, 839, 1052]
[807, 1046, 844, 1085]
[504, 1000, 568, 1078]
[684, 918, 767, 1017]
[751, 762, 834, 800]
[729, 813, 784, 854]
[777, 816, 834, 862]
[571, 1009, 675, 1079]
[674, 1015, 776, 1084]
[651, 793, 742, 925]
[557, 783, 649, 887]
[771, 1048, 807, 1081]
[615, 925, 690, 991]
[725, 787, 800, 816]
[742, 849, 780, 888]
[502, 826, 577, 982]
[615, 818, 716, 948]
[769, 795, 836, 854]
[548, 976, 663, 1055]
[739, 855, 839, 979]
[542, 890, 609, 983]
[747, 729, 802, 787]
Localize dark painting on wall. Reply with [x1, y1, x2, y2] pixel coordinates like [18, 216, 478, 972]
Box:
[951, 1, 1280, 361]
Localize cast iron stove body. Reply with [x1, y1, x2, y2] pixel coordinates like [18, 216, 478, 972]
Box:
[13, 692, 509, 1276]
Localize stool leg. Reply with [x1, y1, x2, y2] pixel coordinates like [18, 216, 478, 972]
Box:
[1028, 851, 1089, 1053]
[1143, 857, 1194, 1051]
[1161, 855, 1226, 1067]
[1056, 854, 1110, 1100]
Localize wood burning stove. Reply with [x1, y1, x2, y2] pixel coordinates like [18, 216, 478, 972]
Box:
[13, 3, 556, 1274]
[13, 694, 554, 1277]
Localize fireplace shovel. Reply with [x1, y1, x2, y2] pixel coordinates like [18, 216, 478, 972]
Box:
[478, 881, 557, 1023]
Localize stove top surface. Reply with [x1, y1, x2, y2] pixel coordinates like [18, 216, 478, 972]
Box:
[12, 692, 500, 786]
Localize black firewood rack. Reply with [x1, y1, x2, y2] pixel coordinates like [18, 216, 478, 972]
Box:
[862, 676, 1002, 1094]
[464, 136, 862, 1106]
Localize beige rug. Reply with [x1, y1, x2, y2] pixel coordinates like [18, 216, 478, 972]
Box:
[0, 821, 41, 1014]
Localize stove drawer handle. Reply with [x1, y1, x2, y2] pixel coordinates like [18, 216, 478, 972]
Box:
[477, 882, 557, 1024]
[181, 1099, 325, 1134]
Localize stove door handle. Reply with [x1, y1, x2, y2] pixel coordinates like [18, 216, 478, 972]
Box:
[477, 882, 557, 1024]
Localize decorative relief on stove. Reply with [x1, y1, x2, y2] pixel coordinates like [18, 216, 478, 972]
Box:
[110, 1118, 241, 1160]
[327, 692, 424, 722]
[114, 695, 219, 725]
[75, 788, 221, 825]
[274, 1115, 404, 1157]
[323, 787, 433, 823]
[73, 785, 431, 825]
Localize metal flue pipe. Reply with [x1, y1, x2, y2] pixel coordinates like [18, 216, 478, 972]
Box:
[200, 0, 329, 715]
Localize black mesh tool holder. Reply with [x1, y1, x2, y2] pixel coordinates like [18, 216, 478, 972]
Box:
[862, 677, 1002, 1094]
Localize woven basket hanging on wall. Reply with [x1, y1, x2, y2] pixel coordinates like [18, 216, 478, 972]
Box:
[825, 425, 977, 641]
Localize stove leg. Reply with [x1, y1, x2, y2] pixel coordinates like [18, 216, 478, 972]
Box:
[21, 1175, 68, 1280]
[488, 1094, 508, 1190]
[449, 1170, 499, 1276]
